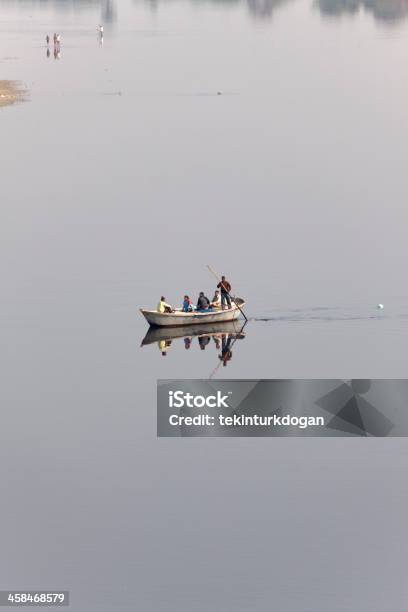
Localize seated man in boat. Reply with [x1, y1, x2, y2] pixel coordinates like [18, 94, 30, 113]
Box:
[157, 296, 173, 313]
[210, 290, 221, 310]
[196, 291, 211, 312]
[182, 295, 194, 312]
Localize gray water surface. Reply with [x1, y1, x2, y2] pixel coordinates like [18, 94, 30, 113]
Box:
[1, 1, 408, 610]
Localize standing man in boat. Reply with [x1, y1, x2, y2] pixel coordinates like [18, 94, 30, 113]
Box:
[217, 275, 232, 310]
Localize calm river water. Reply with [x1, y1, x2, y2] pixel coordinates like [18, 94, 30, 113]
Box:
[1, 0, 408, 610]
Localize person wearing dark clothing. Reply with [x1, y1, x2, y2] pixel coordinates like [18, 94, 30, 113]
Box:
[196, 292, 211, 311]
[217, 275, 232, 309]
[219, 335, 233, 366]
[198, 336, 211, 350]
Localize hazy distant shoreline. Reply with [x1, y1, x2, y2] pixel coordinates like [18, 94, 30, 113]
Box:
[0, 80, 26, 107]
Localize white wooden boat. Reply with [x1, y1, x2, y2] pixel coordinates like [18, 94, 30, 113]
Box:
[140, 298, 245, 327]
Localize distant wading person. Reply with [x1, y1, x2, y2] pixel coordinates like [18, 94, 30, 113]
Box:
[217, 275, 232, 309]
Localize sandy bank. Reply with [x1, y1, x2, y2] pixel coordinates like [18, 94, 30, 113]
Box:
[0, 80, 26, 107]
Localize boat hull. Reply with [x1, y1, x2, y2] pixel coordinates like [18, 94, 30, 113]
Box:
[140, 300, 245, 328]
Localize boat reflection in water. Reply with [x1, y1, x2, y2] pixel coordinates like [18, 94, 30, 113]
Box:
[141, 321, 246, 368]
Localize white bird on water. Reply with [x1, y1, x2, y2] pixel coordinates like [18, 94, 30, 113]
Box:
[377, 303, 384, 310]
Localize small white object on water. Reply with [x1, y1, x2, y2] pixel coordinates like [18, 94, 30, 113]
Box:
[377, 303, 384, 310]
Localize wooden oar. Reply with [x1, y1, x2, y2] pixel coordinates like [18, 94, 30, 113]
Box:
[207, 265, 248, 322]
